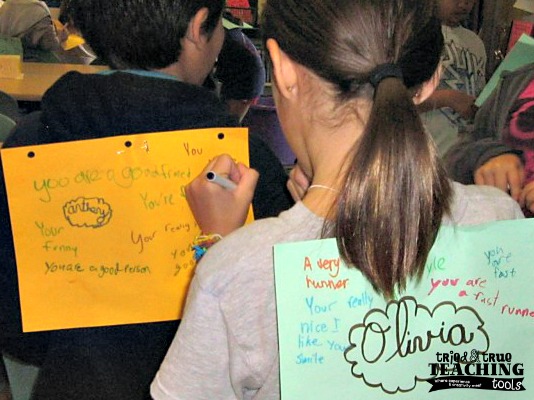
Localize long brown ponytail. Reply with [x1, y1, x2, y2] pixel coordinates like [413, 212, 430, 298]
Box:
[335, 74, 451, 298]
[263, 0, 452, 298]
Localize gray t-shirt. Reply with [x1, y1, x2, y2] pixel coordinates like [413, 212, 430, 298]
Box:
[151, 183, 523, 400]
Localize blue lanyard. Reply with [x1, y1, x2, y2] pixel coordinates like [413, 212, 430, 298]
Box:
[98, 69, 179, 81]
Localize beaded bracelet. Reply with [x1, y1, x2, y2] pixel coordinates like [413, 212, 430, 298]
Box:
[192, 233, 223, 262]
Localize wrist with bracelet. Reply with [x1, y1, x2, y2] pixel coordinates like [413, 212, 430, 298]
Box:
[192, 233, 223, 262]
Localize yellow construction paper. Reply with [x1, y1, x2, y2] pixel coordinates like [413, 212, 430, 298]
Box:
[62, 33, 86, 51]
[1, 128, 251, 332]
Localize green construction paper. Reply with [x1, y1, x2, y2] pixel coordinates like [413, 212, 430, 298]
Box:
[222, 18, 254, 30]
[0, 36, 23, 56]
[273, 218, 534, 399]
[476, 34, 534, 106]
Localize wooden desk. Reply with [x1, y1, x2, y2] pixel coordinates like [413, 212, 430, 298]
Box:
[0, 62, 108, 102]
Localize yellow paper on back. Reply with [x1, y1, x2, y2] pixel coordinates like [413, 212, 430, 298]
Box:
[1, 128, 252, 332]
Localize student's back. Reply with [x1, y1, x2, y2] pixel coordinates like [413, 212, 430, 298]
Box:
[150, 1, 523, 398]
[0, 73, 243, 399]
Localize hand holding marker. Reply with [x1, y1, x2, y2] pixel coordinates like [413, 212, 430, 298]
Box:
[206, 171, 237, 190]
[186, 157, 258, 236]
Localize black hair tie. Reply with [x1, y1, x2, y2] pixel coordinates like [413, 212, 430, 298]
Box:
[369, 63, 403, 88]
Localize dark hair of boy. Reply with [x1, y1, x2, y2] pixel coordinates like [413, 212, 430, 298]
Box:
[70, 0, 223, 70]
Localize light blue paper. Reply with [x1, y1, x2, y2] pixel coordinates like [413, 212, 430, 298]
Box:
[476, 34, 534, 106]
[273, 219, 534, 399]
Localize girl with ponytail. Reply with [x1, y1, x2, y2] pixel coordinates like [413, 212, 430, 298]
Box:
[152, 1, 523, 398]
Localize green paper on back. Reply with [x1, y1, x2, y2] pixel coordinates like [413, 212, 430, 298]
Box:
[274, 218, 534, 399]
[476, 34, 534, 106]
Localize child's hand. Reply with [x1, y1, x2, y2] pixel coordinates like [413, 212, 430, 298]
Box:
[521, 181, 534, 212]
[185, 154, 259, 236]
[474, 154, 524, 202]
[449, 90, 477, 120]
[287, 164, 310, 202]
[418, 89, 477, 120]
[53, 20, 69, 43]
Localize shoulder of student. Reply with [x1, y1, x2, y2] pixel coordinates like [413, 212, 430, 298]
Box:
[447, 181, 524, 225]
[194, 203, 322, 294]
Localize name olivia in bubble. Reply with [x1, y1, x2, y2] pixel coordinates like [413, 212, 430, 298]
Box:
[344, 296, 489, 393]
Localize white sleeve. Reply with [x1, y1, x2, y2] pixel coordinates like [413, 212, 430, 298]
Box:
[150, 278, 237, 400]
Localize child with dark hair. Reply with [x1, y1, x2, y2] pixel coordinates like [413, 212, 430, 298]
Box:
[0, 0, 292, 398]
[214, 26, 266, 122]
[53, 0, 96, 64]
[419, 0, 486, 156]
[203, 14, 266, 123]
[151, 0, 522, 398]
